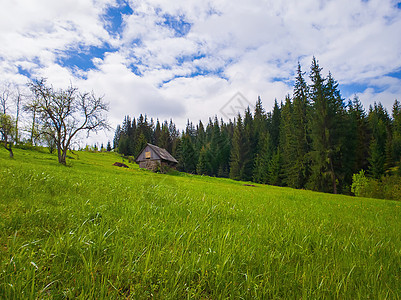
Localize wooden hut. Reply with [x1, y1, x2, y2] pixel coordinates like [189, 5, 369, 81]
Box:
[135, 143, 178, 171]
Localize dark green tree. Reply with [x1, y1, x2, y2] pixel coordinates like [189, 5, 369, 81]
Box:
[308, 58, 344, 193]
[279, 95, 296, 187]
[134, 132, 147, 157]
[113, 125, 121, 150]
[154, 119, 161, 146]
[159, 121, 171, 153]
[368, 103, 390, 178]
[242, 107, 254, 181]
[253, 133, 273, 183]
[270, 100, 281, 151]
[197, 145, 212, 175]
[229, 115, 244, 180]
[349, 97, 370, 172]
[178, 134, 197, 173]
[392, 100, 401, 172]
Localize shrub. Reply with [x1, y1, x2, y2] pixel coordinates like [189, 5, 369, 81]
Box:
[351, 170, 369, 197]
[352, 170, 401, 200]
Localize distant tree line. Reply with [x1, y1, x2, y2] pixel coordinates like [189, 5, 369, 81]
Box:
[113, 57, 401, 195]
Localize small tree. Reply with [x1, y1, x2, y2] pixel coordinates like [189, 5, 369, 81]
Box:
[28, 78, 109, 164]
[0, 113, 15, 158]
[24, 95, 40, 145]
[43, 127, 56, 154]
[0, 84, 15, 158]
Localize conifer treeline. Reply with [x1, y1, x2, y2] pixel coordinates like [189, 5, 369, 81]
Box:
[113, 58, 401, 194]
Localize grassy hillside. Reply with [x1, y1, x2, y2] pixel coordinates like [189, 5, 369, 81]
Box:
[1, 147, 400, 299]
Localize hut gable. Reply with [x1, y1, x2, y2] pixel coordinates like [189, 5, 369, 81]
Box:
[135, 143, 178, 171]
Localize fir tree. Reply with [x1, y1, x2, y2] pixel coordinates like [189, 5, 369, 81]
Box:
[135, 132, 147, 157]
[242, 107, 254, 181]
[279, 95, 297, 187]
[229, 115, 245, 180]
[368, 103, 390, 178]
[113, 125, 121, 150]
[197, 145, 212, 175]
[308, 58, 344, 193]
[159, 122, 171, 153]
[270, 100, 281, 151]
[178, 134, 197, 173]
[154, 119, 161, 146]
[267, 150, 282, 185]
[253, 133, 273, 183]
[349, 96, 370, 173]
[291, 63, 310, 188]
[253, 96, 268, 152]
[392, 100, 401, 170]
[218, 123, 231, 177]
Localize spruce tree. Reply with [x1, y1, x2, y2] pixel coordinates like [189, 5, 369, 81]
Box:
[392, 100, 401, 171]
[135, 132, 147, 157]
[159, 122, 171, 152]
[154, 119, 161, 146]
[178, 134, 197, 173]
[229, 115, 245, 180]
[253, 96, 268, 151]
[209, 117, 221, 176]
[267, 150, 282, 186]
[280, 95, 296, 187]
[218, 123, 231, 177]
[368, 103, 390, 178]
[291, 63, 310, 188]
[113, 125, 121, 150]
[197, 145, 212, 175]
[270, 100, 281, 151]
[253, 132, 273, 183]
[349, 96, 370, 173]
[242, 107, 254, 181]
[308, 58, 343, 193]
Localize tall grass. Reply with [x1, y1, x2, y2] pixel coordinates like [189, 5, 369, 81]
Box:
[1, 148, 400, 298]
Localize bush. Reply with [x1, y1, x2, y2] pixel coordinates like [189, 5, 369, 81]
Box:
[121, 155, 135, 164]
[351, 170, 369, 197]
[15, 143, 48, 153]
[351, 170, 401, 200]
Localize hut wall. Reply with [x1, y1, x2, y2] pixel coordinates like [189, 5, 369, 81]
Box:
[136, 145, 159, 161]
[139, 159, 161, 171]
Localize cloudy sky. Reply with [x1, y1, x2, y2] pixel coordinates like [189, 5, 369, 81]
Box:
[1, 0, 401, 145]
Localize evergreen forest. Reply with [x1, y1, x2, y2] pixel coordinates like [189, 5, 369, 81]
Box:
[113, 58, 401, 196]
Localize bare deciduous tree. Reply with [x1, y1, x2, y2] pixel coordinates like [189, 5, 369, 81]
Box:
[28, 78, 109, 164]
[14, 86, 23, 144]
[0, 114, 15, 158]
[0, 85, 14, 158]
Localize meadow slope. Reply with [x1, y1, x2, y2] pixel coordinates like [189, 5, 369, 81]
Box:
[0, 148, 400, 299]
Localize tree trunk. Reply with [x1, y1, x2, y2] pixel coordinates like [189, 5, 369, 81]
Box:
[57, 145, 63, 164]
[15, 92, 21, 145]
[8, 146, 13, 158]
[30, 107, 36, 145]
[59, 149, 67, 165]
[4, 140, 13, 159]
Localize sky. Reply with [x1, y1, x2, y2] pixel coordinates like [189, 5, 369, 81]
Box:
[1, 0, 401, 146]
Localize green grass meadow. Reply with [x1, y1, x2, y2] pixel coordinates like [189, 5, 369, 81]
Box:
[0, 147, 400, 298]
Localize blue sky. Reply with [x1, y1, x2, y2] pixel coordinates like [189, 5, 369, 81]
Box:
[1, 0, 401, 145]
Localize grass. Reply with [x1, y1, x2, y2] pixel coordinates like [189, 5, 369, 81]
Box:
[0, 147, 400, 298]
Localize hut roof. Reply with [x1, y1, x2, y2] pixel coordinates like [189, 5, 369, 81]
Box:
[136, 143, 178, 164]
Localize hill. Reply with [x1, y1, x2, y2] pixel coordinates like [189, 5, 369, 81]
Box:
[1, 147, 400, 298]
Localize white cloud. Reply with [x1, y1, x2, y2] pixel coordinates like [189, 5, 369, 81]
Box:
[356, 86, 401, 113]
[1, 0, 401, 146]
